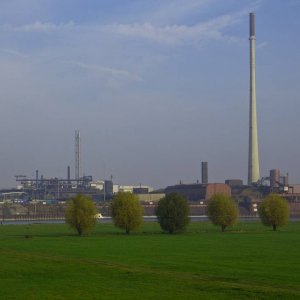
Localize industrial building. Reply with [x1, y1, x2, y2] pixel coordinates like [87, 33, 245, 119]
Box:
[14, 172, 114, 202]
[165, 183, 231, 202]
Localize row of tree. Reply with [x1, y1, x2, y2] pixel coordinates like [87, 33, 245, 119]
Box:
[65, 192, 289, 236]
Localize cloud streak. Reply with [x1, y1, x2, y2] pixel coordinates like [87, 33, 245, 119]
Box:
[0, 21, 75, 32]
[107, 14, 242, 45]
[62, 60, 142, 82]
[0, 48, 28, 58]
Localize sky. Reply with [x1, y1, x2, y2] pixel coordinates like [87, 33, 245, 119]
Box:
[0, 0, 299, 189]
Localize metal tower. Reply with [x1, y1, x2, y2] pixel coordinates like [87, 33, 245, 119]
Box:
[75, 130, 81, 180]
[248, 12, 260, 185]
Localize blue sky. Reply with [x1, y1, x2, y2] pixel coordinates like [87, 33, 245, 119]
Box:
[0, 0, 299, 188]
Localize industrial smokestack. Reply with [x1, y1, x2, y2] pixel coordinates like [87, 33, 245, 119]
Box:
[201, 162, 208, 184]
[35, 170, 39, 188]
[270, 169, 280, 189]
[67, 166, 71, 182]
[248, 12, 260, 185]
[250, 12, 255, 36]
[75, 130, 81, 180]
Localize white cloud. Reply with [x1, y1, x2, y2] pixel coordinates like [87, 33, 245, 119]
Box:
[107, 14, 241, 45]
[61, 60, 142, 82]
[0, 21, 75, 32]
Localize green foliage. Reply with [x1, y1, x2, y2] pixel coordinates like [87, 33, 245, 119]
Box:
[258, 193, 289, 231]
[65, 194, 97, 236]
[155, 192, 190, 233]
[207, 193, 238, 232]
[111, 192, 143, 234]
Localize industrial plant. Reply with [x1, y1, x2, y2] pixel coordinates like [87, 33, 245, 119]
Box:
[0, 13, 300, 220]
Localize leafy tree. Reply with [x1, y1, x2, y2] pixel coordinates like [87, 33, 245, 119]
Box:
[65, 194, 97, 236]
[111, 192, 143, 234]
[155, 193, 190, 234]
[207, 193, 238, 232]
[258, 194, 289, 231]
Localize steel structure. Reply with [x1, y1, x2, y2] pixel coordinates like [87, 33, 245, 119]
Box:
[15, 175, 94, 201]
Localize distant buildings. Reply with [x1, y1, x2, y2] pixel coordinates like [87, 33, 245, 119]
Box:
[165, 183, 231, 202]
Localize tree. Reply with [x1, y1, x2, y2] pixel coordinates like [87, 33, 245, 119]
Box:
[65, 194, 97, 236]
[207, 193, 238, 232]
[111, 192, 143, 234]
[258, 194, 289, 231]
[155, 193, 190, 234]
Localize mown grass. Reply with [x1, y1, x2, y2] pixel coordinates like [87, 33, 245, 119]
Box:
[0, 221, 300, 299]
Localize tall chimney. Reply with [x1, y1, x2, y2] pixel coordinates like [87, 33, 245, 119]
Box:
[201, 162, 208, 184]
[248, 12, 260, 185]
[75, 130, 81, 180]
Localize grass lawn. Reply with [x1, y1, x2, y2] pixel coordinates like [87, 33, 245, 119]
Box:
[0, 221, 300, 299]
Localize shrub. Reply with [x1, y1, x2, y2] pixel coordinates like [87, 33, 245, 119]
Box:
[207, 193, 238, 232]
[65, 194, 97, 236]
[156, 193, 190, 233]
[111, 192, 143, 234]
[258, 194, 289, 231]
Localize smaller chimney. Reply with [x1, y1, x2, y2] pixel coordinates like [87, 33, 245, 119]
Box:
[67, 166, 71, 182]
[35, 170, 39, 188]
[270, 169, 280, 188]
[201, 162, 208, 184]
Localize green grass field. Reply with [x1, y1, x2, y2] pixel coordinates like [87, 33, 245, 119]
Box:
[0, 221, 300, 299]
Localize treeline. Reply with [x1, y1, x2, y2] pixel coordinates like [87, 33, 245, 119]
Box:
[65, 192, 289, 236]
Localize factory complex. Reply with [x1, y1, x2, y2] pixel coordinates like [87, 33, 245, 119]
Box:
[1, 160, 300, 219]
[1, 13, 300, 219]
